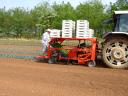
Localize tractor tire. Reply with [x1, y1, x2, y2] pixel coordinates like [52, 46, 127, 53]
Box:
[102, 37, 128, 69]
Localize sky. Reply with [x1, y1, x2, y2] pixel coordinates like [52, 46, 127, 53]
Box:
[0, 0, 117, 10]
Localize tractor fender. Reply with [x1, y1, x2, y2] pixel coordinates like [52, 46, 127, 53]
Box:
[103, 32, 128, 40]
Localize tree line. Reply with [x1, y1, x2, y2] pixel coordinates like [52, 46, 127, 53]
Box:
[0, 0, 128, 39]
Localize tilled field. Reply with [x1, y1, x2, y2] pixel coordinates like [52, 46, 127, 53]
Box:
[0, 44, 128, 96]
[0, 58, 128, 96]
[0, 44, 42, 59]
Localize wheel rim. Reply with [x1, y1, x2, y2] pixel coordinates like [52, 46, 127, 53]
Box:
[88, 61, 96, 67]
[48, 59, 54, 64]
[105, 41, 128, 66]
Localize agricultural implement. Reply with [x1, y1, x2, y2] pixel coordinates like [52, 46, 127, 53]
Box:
[36, 37, 97, 67]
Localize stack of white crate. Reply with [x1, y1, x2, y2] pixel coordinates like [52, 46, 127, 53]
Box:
[76, 20, 89, 38]
[62, 20, 75, 38]
[89, 29, 94, 38]
[50, 29, 61, 38]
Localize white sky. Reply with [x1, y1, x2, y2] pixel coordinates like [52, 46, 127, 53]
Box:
[0, 0, 117, 9]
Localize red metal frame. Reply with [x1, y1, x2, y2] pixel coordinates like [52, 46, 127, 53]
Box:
[36, 37, 97, 65]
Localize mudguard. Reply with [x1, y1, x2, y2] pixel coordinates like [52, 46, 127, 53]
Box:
[103, 32, 128, 39]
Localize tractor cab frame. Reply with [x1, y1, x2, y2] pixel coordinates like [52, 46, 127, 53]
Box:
[103, 11, 128, 39]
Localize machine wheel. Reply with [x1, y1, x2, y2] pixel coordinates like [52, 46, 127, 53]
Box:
[48, 51, 58, 64]
[71, 60, 77, 65]
[102, 37, 128, 69]
[48, 58, 54, 64]
[87, 60, 96, 67]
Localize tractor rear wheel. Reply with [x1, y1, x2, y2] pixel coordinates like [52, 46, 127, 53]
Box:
[102, 37, 128, 69]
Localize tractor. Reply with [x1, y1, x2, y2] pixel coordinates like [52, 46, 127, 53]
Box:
[102, 11, 128, 69]
[36, 11, 128, 69]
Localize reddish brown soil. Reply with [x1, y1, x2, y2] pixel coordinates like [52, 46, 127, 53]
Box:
[0, 58, 128, 96]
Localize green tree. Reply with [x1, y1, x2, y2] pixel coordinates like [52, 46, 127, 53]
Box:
[0, 8, 13, 36]
[76, 0, 105, 37]
[0, 0, 120, 38]
[108, 0, 128, 13]
[7, 8, 29, 37]
[52, 2, 76, 29]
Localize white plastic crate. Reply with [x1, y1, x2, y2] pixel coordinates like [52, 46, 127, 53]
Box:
[76, 20, 89, 38]
[89, 29, 94, 38]
[76, 20, 89, 31]
[76, 32, 90, 38]
[77, 20, 89, 27]
[50, 29, 61, 38]
[62, 29, 73, 38]
[76, 32, 89, 36]
[62, 20, 75, 38]
[62, 21, 75, 29]
[76, 23, 89, 28]
[62, 33, 72, 38]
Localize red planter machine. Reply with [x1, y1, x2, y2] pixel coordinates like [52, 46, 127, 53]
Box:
[36, 37, 97, 67]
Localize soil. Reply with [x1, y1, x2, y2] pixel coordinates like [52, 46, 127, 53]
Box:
[0, 44, 128, 96]
[0, 58, 128, 96]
